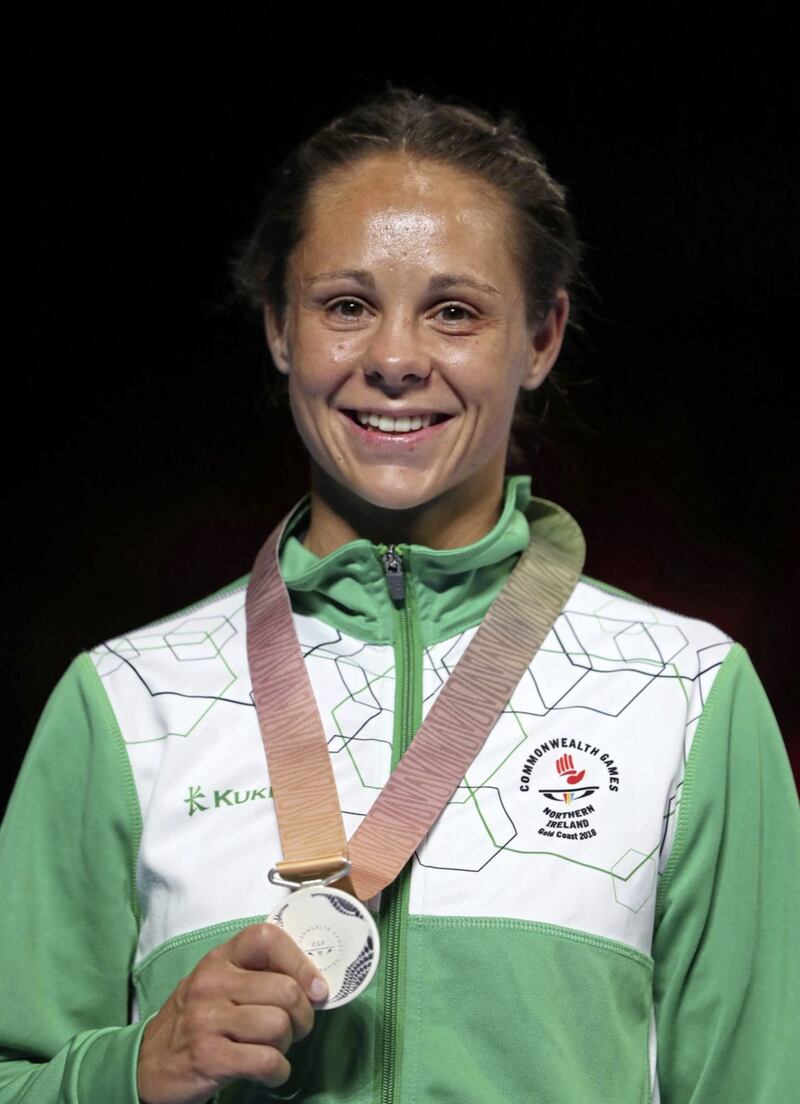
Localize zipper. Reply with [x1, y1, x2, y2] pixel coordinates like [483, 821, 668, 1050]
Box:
[375, 542, 420, 1104]
[382, 544, 406, 603]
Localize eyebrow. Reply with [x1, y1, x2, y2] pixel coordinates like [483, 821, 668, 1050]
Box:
[307, 269, 501, 297]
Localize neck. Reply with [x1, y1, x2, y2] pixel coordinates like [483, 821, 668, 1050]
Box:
[301, 462, 507, 558]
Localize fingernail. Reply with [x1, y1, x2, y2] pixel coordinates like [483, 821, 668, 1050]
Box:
[309, 976, 328, 1001]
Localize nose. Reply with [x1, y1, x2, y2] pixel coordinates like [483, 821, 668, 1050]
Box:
[362, 310, 432, 391]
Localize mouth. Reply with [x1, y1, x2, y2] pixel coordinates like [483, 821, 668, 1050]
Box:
[338, 408, 455, 447]
[341, 409, 453, 434]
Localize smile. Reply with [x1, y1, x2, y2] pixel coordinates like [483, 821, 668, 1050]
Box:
[345, 410, 450, 433]
[339, 409, 454, 444]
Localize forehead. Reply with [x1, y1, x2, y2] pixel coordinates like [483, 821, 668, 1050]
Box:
[294, 153, 517, 276]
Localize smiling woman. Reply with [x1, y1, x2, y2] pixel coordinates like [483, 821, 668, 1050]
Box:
[232, 87, 583, 512]
[258, 150, 570, 555]
[0, 84, 797, 1104]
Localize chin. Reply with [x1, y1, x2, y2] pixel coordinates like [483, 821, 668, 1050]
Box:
[340, 474, 443, 514]
[353, 488, 434, 513]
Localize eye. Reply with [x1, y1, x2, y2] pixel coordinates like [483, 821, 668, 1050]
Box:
[324, 298, 478, 326]
[435, 303, 477, 325]
[326, 298, 369, 320]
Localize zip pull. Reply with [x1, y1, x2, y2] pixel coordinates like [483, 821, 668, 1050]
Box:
[382, 544, 405, 604]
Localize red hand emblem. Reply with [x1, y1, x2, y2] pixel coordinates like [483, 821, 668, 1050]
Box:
[556, 753, 586, 785]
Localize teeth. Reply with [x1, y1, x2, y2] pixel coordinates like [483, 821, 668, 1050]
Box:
[355, 411, 436, 432]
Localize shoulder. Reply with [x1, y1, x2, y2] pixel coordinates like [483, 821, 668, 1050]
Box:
[575, 571, 734, 645]
[86, 572, 252, 676]
[80, 573, 254, 754]
[570, 572, 736, 691]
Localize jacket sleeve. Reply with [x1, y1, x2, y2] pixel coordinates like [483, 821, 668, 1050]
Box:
[0, 653, 148, 1103]
[652, 641, 800, 1102]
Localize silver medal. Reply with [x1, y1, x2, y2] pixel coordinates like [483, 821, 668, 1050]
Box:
[266, 883, 380, 1009]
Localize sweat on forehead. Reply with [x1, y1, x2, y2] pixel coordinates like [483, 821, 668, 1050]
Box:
[289, 153, 520, 294]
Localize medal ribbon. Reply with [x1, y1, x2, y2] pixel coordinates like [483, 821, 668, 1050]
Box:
[246, 496, 586, 902]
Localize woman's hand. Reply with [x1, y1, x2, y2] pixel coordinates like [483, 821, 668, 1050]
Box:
[136, 921, 329, 1104]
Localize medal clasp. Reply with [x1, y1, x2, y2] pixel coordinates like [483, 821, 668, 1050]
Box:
[268, 856, 352, 890]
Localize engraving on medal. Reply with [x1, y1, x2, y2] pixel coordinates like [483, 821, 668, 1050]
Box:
[267, 885, 380, 1009]
[298, 921, 343, 969]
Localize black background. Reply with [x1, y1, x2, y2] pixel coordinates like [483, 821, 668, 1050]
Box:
[4, 4, 798, 813]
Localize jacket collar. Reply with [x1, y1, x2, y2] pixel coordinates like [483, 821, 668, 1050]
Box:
[277, 474, 583, 646]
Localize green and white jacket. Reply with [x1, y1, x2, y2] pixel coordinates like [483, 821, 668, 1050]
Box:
[1, 474, 798, 1103]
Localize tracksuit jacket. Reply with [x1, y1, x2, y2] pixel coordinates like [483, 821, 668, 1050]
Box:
[1, 473, 798, 1103]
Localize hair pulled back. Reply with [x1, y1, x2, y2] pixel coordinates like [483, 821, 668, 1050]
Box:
[229, 83, 586, 469]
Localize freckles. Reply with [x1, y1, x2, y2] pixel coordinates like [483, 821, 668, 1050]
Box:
[329, 341, 354, 368]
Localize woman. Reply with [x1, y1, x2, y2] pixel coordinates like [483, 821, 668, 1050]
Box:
[1, 86, 797, 1104]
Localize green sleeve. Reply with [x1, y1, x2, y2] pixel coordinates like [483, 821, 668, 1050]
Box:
[0, 653, 148, 1103]
[652, 642, 800, 1102]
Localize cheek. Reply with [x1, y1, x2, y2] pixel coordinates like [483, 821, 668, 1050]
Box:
[286, 382, 323, 452]
[458, 338, 520, 403]
[470, 369, 520, 419]
[287, 363, 334, 413]
[288, 331, 354, 404]
[293, 318, 355, 374]
[286, 370, 345, 464]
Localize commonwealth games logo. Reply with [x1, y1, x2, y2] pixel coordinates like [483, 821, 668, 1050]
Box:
[517, 738, 621, 842]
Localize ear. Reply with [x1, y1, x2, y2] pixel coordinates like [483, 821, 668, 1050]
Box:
[520, 289, 570, 391]
[263, 299, 292, 376]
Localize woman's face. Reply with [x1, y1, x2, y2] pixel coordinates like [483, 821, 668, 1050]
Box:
[264, 152, 567, 515]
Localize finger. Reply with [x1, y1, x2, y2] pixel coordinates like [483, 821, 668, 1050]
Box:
[187, 962, 293, 1006]
[201, 1036, 292, 1090]
[219, 923, 328, 1003]
[223, 1004, 295, 1053]
[182, 959, 316, 1042]
[233, 972, 315, 1043]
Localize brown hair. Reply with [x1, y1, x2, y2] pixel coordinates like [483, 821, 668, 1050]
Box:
[229, 83, 588, 470]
